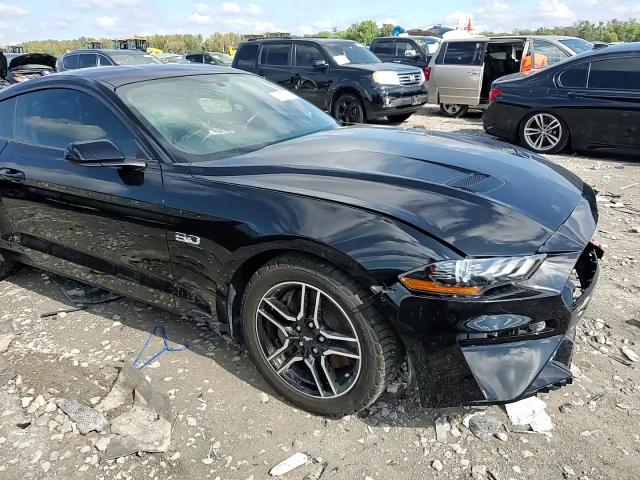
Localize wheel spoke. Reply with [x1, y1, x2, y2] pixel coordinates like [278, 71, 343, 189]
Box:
[311, 289, 322, 329]
[267, 338, 291, 362]
[320, 355, 339, 396]
[304, 357, 326, 398]
[276, 355, 303, 375]
[297, 284, 306, 320]
[323, 347, 361, 360]
[319, 329, 358, 344]
[258, 309, 291, 337]
[264, 298, 296, 322]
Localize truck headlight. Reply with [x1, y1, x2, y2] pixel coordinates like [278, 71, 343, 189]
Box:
[399, 255, 546, 295]
[372, 71, 400, 85]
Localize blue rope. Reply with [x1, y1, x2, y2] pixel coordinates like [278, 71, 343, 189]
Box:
[132, 325, 188, 370]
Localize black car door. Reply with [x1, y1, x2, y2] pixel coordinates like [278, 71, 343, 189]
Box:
[0, 87, 175, 309]
[291, 43, 332, 108]
[370, 39, 395, 63]
[558, 56, 640, 150]
[256, 42, 293, 88]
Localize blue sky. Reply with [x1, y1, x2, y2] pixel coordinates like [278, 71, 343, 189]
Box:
[2, 0, 640, 43]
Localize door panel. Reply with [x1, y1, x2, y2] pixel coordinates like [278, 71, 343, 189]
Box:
[291, 43, 332, 108]
[0, 88, 174, 309]
[432, 41, 486, 105]
[257, 42, 292, 88]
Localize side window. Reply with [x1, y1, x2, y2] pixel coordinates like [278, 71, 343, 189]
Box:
[558, 63, 588, 88]
[14, 89, 139, 157]
[442, 42, 484, 65]
[63, 54, 79, 70]
[371, 40, 394, 55]
[98, 55, 113, 66]
[235, 44, 259, 69]
[259, 43, 291, 66]
[532, 40, 568, 67]
[77, 54, 97, 69]
[295, 44, 325, 67]
[588, 57, 640, 91]
[0, 98, 15, 139]
[397, 40, 419, 58]
[435, 44, 447, 64]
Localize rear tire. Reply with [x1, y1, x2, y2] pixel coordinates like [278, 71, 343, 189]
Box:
[519, 111, 569, 154]
[387, 113, 414, 123]
[333, 93, 366, 125]
[241, 254, 398, 417]
[440, 103, 468, 118]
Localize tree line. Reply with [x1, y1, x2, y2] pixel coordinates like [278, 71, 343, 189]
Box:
[12, 19, 640, 57]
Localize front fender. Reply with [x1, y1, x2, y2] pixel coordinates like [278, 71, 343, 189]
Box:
[327, 77, 373, 110]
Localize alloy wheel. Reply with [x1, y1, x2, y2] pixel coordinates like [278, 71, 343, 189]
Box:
[442, 104, 462, 115]
[523, 113, 563, 151]
[335, 98, 362, 124]
[255, 281, 362, 399]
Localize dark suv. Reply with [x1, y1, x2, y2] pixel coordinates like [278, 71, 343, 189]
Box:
[185, 51, 233, 65]
[370, 36, 440, 75]
[57, 49, 160, 71]
[232, 38, 428, 123]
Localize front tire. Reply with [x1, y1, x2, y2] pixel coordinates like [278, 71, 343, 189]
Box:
[439, 103, 468, 118]
[387, 113, 414, 123]
[333, 93, 366, 125]
[241, 254, 398, 417]
[519, 111, 569, 154]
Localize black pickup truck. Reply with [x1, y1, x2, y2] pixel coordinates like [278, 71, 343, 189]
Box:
[232, 38, 428, 123]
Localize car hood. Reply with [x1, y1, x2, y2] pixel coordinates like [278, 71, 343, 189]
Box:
[190, 127, 593, 256]
[339, 62, 421, 73]
[8, 53, 57, 71]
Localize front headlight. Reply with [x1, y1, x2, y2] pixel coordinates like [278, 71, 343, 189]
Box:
[372, 71, 400, 85]
[399, 255, 546, 295]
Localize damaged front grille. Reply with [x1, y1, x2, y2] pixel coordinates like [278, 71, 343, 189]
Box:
[566, 243, 600, 308]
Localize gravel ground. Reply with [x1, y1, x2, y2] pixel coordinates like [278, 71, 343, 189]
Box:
[0, 106, 639, 480]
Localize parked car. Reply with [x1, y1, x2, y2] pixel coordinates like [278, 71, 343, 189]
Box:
[0, 64, 600, 415]
[57, 49, 161, 71]
[370, 35, 440, 75]
[484, 43, 640, 155]
[185, 51, 233, 65]
[3, 52, 57, 84]
[232, 38, 428, 123]
[427, 35, 594, 117]
[153, 53, 191, 64]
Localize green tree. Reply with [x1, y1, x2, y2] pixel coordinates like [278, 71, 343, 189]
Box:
[343, 20, 380, 45]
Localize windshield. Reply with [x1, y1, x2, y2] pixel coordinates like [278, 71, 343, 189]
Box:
[119, 73, 337, 161]
[211, 52, 232, 65]
[109, 52, 161, 65]
[323, 41, 380, 65]
[558, 38, 594, 54]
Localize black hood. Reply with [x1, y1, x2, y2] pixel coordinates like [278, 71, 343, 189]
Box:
[190, 126, 593, 256]
[0, 52, 6, 79]
[8, 53, 57, 71]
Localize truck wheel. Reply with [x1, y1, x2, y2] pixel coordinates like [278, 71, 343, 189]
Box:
[440, 103, 469, 118]
[333, 93, 365, 125]
[387, 113, 414, 123]
[241, 254, 398, 417]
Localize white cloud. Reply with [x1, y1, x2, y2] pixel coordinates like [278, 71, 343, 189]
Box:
[296, 24, 313, 35]
[71, 0, 142, 9]
[225, 18, 280, 33]
[194, 2, 215, 15]
[313, 20, 332, 31]
[221, 2, 241, 13]
[532, 0, 575, 22]
[95, 16, 117, 29]
[246, 3, 262, 14]
[188, 12, 214, 25]
[0, 2, 28, 15]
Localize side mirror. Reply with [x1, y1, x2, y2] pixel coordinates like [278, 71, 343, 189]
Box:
[312, 59, 328, 69]
[64, 139, 145, 168]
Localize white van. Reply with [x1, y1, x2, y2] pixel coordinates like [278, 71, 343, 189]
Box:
[426, 35, 594, 117]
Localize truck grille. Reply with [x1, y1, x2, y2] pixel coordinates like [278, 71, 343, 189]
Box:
[398, 72, 423, 86]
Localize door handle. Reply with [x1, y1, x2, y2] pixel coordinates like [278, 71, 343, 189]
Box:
[0, 168, 25, 183]
[467, 71, 479, 75]
[393, 60, 401, 63]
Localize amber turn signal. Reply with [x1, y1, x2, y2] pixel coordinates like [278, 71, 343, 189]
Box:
[399, 277, 482, 295]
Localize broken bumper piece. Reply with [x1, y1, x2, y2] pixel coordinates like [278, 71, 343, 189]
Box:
[385, 241, 600, 408]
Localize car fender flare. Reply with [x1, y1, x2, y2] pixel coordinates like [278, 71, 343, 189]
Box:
[327, 79, 372, 112]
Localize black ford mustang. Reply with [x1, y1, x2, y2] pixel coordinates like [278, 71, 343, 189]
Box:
[0, 65, 600, 416]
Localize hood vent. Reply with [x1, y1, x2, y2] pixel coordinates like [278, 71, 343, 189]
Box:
[446, 173, 504, 193]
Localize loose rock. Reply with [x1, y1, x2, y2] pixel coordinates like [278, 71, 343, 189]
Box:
[469, 415, 503, 441]
[57, 399, 109, 434]
[269, 452, 309, 476]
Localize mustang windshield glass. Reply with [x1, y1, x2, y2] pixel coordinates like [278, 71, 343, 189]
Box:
[120, 74, 337, 160]
[323, 42, 381, 65]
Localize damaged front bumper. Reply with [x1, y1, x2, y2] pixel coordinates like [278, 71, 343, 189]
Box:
[380, 201, 601, 408]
